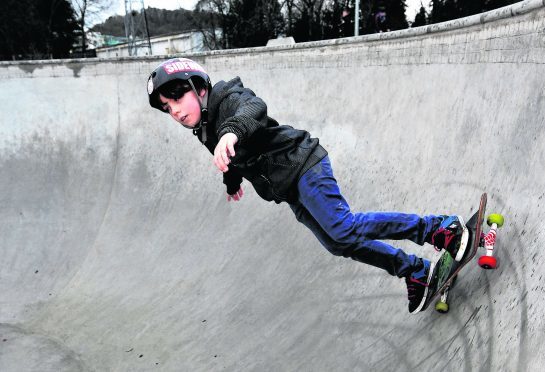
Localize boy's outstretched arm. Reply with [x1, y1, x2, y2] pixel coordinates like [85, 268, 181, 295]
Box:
[217, 132, 243, 200]
[214, 132, 238, 172]
[223, 162, 243, 202]
[212, 79, 268, 199]
[227, 186, 244, 202]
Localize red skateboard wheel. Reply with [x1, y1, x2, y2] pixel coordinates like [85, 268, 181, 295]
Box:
[478, 255, 498, 269]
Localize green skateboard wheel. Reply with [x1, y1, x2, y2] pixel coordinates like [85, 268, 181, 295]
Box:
[487, 213, 504, 227]
[435, 301, 449, 314]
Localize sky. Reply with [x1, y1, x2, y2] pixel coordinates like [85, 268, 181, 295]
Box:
[108, 0, 428, 25]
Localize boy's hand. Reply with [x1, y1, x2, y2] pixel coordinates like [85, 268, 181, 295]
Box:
[227, 186, 244, 202]
[214, 133, 238, 172]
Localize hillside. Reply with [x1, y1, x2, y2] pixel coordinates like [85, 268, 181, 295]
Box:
[91, 7, 212, 37]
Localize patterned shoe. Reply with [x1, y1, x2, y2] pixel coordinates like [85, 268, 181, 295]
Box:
[431, 215, 469, 262]
[406, 259, 435, 314]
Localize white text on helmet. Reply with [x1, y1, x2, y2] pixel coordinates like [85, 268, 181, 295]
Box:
[163, 59, 205, 75]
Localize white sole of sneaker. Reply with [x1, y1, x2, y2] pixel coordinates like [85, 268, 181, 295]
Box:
[454, 215, 469, 262]
[411, 261, 436, 314]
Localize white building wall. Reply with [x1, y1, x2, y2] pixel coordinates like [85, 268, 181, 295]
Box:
[96, 31, 208, 58]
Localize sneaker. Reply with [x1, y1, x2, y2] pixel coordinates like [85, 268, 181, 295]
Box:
[406, 259, 435, 314]
[431, 215, 469, 262]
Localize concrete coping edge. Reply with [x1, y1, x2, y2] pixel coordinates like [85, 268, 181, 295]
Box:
[1, 0, 543, 67]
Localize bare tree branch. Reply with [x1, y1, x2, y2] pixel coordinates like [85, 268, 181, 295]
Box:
[71, 0, 113, 53]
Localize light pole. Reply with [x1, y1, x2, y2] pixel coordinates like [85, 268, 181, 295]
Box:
[355, 0, 360, 36]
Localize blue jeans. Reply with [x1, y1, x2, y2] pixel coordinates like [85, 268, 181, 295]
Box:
[289, 156, 440, 278]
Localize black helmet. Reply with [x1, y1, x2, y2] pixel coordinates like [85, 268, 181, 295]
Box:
[147, 58, 212, 142]
[147, 57, 212, 113]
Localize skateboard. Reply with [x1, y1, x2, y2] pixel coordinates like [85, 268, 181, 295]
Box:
[420, 193, 505, 313]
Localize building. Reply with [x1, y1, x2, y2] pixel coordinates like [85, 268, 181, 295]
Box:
[96, 29, 219, 58]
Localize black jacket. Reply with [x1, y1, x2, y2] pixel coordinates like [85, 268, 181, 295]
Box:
[193, 77, 327, 203]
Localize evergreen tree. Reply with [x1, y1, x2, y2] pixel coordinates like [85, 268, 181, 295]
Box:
[0, 0, 78, 60]
[40, 0, 79, 57]
[412, 4, 427, 27]
[385, 0, 408, 30]
[429, 0, 454, 23]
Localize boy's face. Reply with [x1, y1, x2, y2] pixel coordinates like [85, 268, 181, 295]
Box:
[159, 89, 205, 128]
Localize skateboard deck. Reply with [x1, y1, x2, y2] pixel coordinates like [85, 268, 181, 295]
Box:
[420, 193, 487, 312]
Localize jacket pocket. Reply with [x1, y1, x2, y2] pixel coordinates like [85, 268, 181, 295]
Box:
[265, 152, 299, 202]
[248, 155, 284, 202]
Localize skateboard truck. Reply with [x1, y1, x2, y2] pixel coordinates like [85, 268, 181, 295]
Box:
[435, 276, 457, 313]
[478, 214, 505, 270]
[434, 210, 505, 314]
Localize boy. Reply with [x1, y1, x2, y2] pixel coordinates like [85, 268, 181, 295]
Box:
[146, 58, 469, 313]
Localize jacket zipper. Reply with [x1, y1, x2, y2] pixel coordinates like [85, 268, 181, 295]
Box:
[259, 174, 287, 202]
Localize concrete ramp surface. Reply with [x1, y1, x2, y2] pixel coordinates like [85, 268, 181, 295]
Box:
[1, 1, 545, 371]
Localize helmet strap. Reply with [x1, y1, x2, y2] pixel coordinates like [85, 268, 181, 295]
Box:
[188, 78, 209, 144]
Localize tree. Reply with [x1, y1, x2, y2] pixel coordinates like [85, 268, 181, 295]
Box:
[321, 1, 351, 39]
[428, 0, 518, 25]
[290, 0, 328, 41]
[360, 0, 408, 33]
[429, 0, 455, 23]
[384, 0, 408, 31]
[321, 0, 408, 36]
[194, 0, 284, 49]
[71, 0, 113, 54]
[281, 0, 297, 36]
[412, 4, 427, 27]
[229, 0, 284, 47]
[195, 0, 233, 49]
[0, 0, 78, 60]
[40, 0, 80, 57]
[195, 0, 336, 44]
